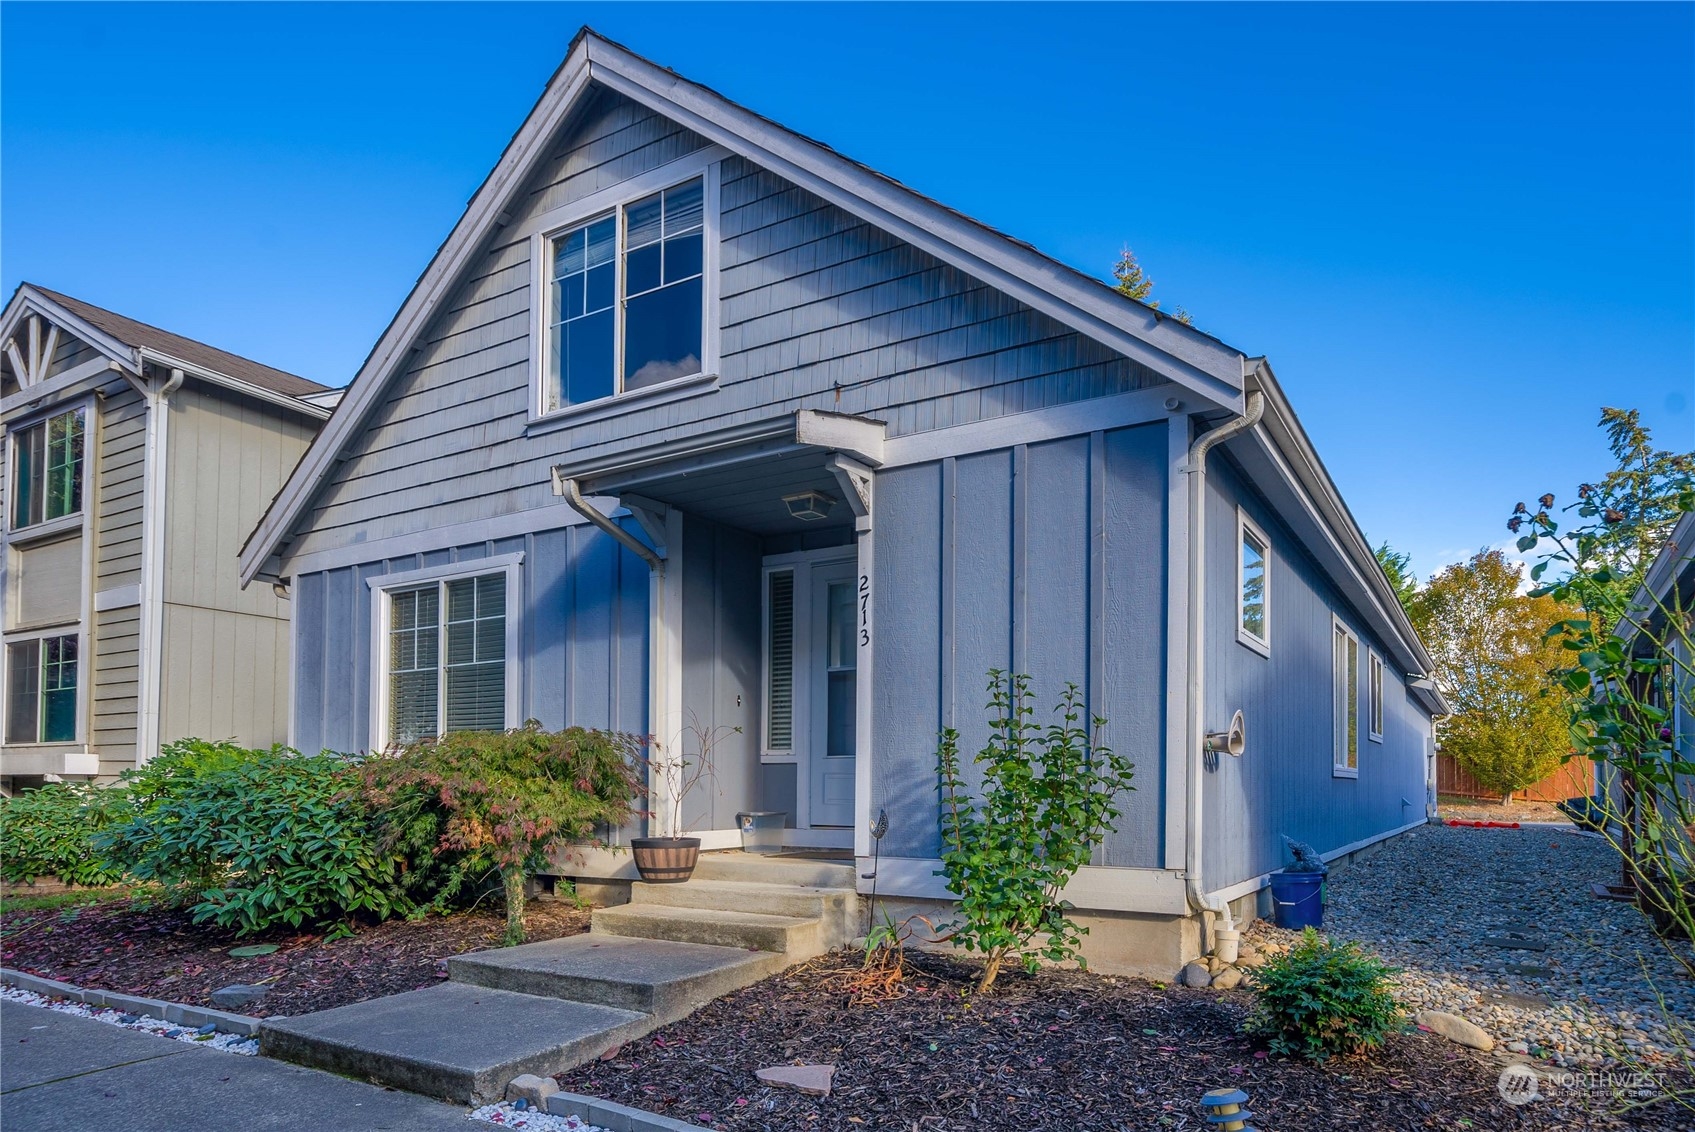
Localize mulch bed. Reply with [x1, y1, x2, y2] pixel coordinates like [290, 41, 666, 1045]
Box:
[560, 950, 1684, 1131]
[0, 891, 590, 1017]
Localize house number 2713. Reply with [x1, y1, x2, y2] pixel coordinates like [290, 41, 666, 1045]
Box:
[858, 574, 871, 646]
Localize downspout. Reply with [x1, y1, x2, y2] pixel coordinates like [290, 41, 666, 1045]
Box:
[555, 474, 664, 571]
[1181, 387, 1265, 943]
[135, 367, 185, 765]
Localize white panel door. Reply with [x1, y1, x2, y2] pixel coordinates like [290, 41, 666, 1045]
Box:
[807, 561, 857, 828]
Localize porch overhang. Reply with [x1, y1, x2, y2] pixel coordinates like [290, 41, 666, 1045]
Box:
[550, 410, 885, 537]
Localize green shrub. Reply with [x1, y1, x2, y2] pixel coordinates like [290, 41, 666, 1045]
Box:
[360, 723, 643, 944]
[0, 782, 130, 886]
[1245, 928, 1403, 1061]
[100, 746, 408, 934]
[117, 737, 261, 813]
[937, 671, 1136, 992]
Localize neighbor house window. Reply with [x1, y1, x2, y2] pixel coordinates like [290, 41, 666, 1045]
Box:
[385, 573, 507, 746]
[1367, 651, 1385, 742]
[544, 176, 706, 412]
[5, 634, 78, 744]
[1237, 510, 1270, 654]
[10, 408, 84, 530]
[1333, 620, 1359, 776]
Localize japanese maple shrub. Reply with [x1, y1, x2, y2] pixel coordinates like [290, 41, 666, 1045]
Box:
[937, 671, 1136, 992]
[360, 722, 644, 945]
[1245, 928, 1402, 1061]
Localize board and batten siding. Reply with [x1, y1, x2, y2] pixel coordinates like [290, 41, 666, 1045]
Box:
[1201, 458, 1431, 890]
[281, 86, 1167, 566]
[871, 423, 1169, 867]
[290, 522, 648, 756]
[155, 385, 318, 750]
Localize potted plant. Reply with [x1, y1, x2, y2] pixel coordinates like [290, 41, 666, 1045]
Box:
[629, 717, 738, 883]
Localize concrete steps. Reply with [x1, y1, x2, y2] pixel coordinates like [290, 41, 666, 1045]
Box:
[261, 865, 860, 1104]
[593, 903, 821, 955]
[447, 934, 788, 1019]
[259, 984, 650, 1104]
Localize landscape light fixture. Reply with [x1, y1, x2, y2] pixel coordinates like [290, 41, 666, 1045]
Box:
[782, 489, 836, 522]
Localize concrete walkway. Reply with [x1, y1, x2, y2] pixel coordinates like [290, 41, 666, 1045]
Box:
[0, 999, 473, 1131]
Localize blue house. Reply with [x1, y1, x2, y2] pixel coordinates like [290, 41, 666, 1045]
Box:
[240, 30, 1446, 973]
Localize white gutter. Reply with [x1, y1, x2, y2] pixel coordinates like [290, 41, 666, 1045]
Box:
[134, 367, 185, 765]
[1181, 387, 1266, 943]
[554, 473, 664, 571]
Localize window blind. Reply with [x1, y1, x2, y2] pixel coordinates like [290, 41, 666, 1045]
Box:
[767, 571, 794, 750]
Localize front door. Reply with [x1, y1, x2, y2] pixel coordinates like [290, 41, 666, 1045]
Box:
[808, 561, 857, 827]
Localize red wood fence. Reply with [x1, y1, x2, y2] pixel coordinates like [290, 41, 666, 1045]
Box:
[1436, 753, 1594, 802]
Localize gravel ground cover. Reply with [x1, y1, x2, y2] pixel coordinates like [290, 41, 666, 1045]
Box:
[556, 947, 1673, 1131]
[0, 894, 591, 1016]
[1309, 822, 1693, 1073]
[0, 983, 259, 1054]
[1438, 797, 1575, 824]
[469, 1102, 603, 1130]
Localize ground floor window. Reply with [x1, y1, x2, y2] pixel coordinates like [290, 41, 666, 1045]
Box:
[385, 572, 507, 746]
[4, 633, 78, 744]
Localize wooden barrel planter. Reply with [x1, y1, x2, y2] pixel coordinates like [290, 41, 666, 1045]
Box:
[631, 836, 701, 883]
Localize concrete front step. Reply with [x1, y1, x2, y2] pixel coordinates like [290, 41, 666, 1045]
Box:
[691, 851, 857, 889]
[593, 903, 821, 955]
[259, 983, 651, 1104]
[447, 934, 787, 1020]
[630, 878, 860, 948]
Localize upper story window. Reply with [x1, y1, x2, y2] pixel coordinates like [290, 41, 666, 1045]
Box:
[1333, 618, 1360, 777]
[10, 408, 84, 530]
[544, 176, 706, 413]
[1237, 510, 1270, 655]
[5, 633, 78, 744]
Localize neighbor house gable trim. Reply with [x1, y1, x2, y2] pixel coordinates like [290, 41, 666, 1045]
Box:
[239, 28, 1248, 586]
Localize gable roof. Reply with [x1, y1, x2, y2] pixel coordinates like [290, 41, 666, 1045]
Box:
[25, 284, 330, 400]
[239, 27, 1252, 584]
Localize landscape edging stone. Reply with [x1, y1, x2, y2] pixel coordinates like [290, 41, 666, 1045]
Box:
[546, 1089, 709, 1131]
[0, 967, 263, 1036]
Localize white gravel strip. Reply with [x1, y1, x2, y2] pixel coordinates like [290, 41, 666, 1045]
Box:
[0, 984, 259, 1054]
[468, 1102, 603, 1131]
[1256, 823, 1695, 1070]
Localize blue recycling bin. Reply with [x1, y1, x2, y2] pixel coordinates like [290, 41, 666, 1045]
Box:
[1269, 869, 1325, 929]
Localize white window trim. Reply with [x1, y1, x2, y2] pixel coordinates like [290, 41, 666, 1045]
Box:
[1367, 649, 1385, 743]
[527, 151, 723, 426]
[1, 620, 85, 747]
[1236, 507, 1270, 657]
[366, 554, 524, 752]
[1332, 615, 1360, 779]
[6, 399, 92, 540]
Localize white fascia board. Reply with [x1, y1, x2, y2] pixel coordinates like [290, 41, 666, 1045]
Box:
[136, 348, 331, 420]
[584, 43, 1246, 411]
[0, 288, 141, 377]
[793, 409, 886, 466]
[238, 40, 599, 586]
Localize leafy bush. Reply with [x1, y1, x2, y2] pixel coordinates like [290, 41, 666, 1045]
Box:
[1245, 928, 1403, 1061]
[937, 671, 1136, 992]
[359, 722, 643, 944]
[0, 782, 130, 886]
[118, 737, 261, 813]
[101, 747, 408, 934]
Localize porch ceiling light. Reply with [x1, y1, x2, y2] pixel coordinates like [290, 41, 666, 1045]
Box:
[782, 489, 836, 522]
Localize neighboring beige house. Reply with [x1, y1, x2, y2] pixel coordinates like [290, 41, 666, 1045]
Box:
[1, 285, 338, 788]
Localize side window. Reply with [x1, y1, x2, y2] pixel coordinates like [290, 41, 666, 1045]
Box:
[1237, 510, 1270, 655]
[4, 634, 79, 743]
[1367, 651, 1385, 742]
[1333, 620, 1359, 776]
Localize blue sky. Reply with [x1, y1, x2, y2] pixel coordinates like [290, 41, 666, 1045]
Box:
[3, 3, 1690, 580]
